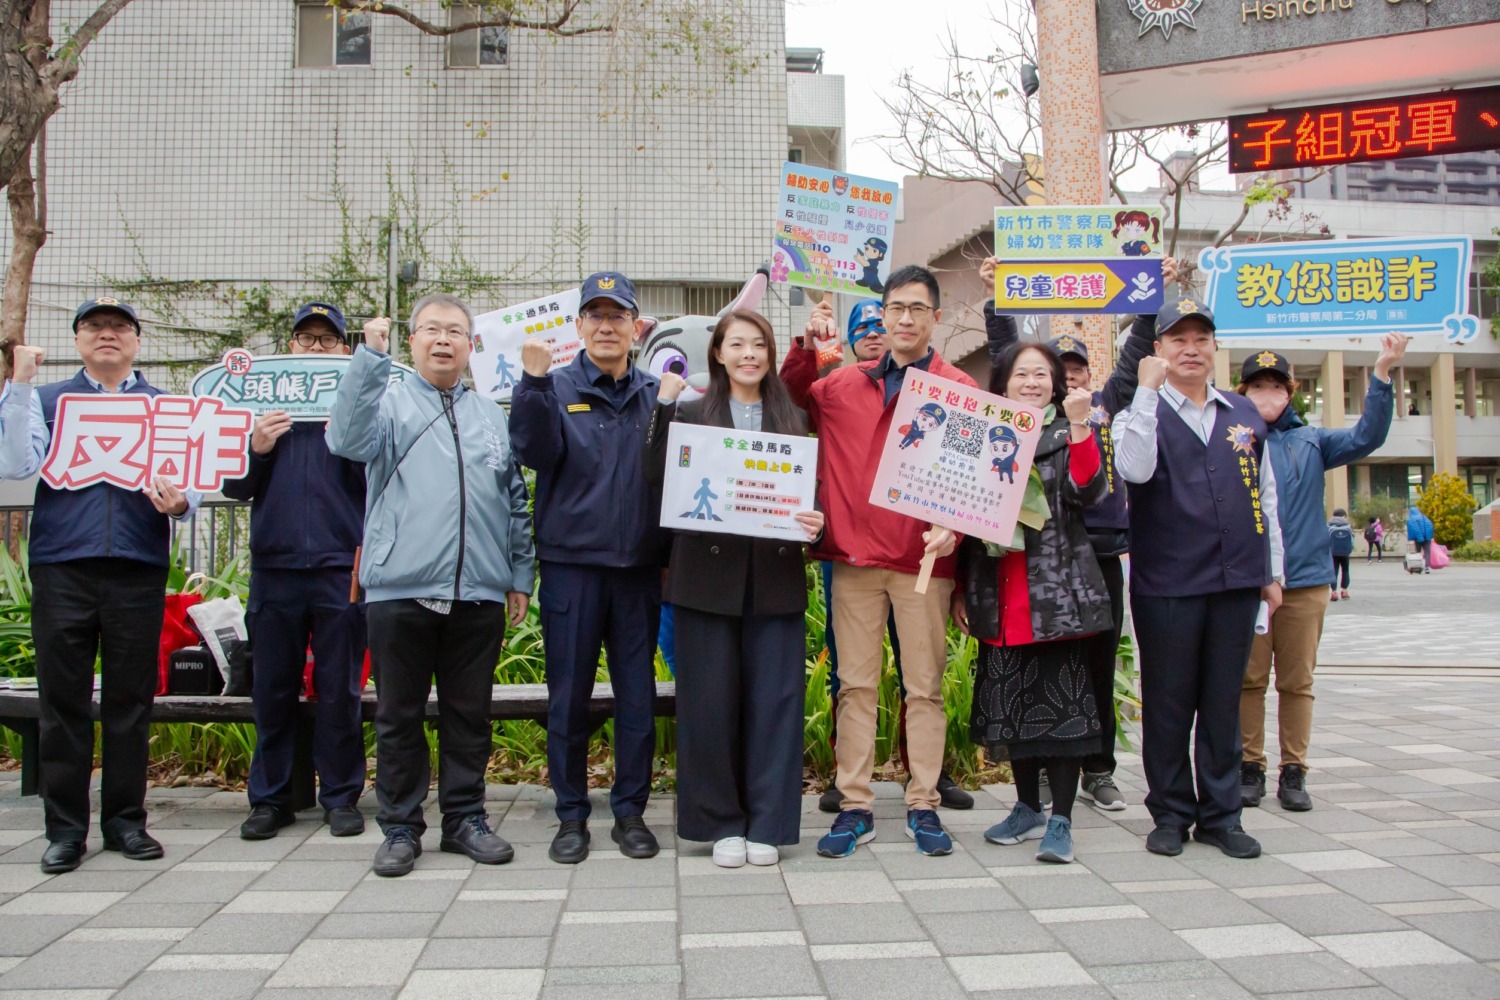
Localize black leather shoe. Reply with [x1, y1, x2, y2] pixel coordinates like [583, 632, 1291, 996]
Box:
[818, 785, 844, 814]
[441, 813, 514, 865]
[103, 829, 164, 861]
[1277, 765, 1313, 812]
[325, 806, 365, 837]
[611, 815, 659, 859]
[372, 826, 422, 877]
[1194, 825, 1262, 859]
[1240, 763, 1267, 808]
[549, 820, 590, 865]
[40, 840, 86, 874]
[937, 771, 974, 810]
[241, 804, 296, 840]
[1146, 826, 1185, 857]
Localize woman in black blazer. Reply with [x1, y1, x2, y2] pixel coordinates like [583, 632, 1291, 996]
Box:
[644, 310, 822, 868]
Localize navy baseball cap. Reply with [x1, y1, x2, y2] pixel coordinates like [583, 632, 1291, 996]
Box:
[1048, 334, 1089, 364]
[73, 296, 140, 333]
[1154, 297, 1215, 337]
[1240, 348, 1293, 385]
[847, 298, 884, 346]
[580, 272, 637, 311]
[291, 302, 348, 340]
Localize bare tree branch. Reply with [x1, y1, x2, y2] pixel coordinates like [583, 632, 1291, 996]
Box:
[329, 0, 613, 38]
[48, 0, 136, 85]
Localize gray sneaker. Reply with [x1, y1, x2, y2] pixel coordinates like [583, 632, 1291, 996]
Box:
[1080, 771, 1126, 812]
[984, 801, 1048, 845]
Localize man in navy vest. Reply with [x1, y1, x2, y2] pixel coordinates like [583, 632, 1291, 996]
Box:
[0, 298, 199, 874]
[1114, 299, 1284, 860]
[510, 272, 666, 865]
[222, 303, 368, 841]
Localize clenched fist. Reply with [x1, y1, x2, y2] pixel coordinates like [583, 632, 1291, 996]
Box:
[657, 371, 687, 402]
[1062, 386, 1093, 425]
[979, 256, 1000, 292]
[1162, 257, 1180, 286]
[1138, 355, 1170, 392]
[10, 344, 44, 384]
[520, 338, 553, 378]
[363, 317, 391, 354]
[802, 298, 835, 351]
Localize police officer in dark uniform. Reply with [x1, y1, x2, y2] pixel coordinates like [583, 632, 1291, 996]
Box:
[1113, 300, 1284, 860]
[0, 298, 196, 874]
[510, 272, 666, 865]
[223, 303, 368, 841]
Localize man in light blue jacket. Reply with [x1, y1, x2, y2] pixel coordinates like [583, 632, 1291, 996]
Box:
[327, 293, 535, 878]
[1236, 335, 1405, 812]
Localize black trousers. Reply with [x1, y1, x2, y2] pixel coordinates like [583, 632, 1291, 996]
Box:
[31, 558, 167, 842]
[1132, 588, 1259, 834]
[1331, 556, 1351, 590]
[246, 569, 367, 811]
[366, 599, 504, 836]
[674, 605, 805, 846]
[1082, 553, 1124, 775]
[538, 562, 660, 822]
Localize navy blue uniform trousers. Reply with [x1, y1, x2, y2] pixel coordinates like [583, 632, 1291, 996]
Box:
[247, 569, 366, 812]
[539, 562, 660, 822]
[1132, 588, 1259, 834]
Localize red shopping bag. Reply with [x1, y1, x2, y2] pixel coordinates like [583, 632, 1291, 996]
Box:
[158, 593, 204, 696]
[302, 646, 373, 700]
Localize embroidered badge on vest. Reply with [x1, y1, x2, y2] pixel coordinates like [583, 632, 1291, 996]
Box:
[1225, 423, 1257, 455]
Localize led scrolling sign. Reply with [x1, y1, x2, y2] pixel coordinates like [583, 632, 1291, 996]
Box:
[1228, 85, 1500, 174]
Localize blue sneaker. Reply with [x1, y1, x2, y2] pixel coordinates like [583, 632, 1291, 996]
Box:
[984, 801, 1047, 845]
[905, 809, 953, 856]
[817, 809, 875, 858]
[1037, 815, 1074, 864]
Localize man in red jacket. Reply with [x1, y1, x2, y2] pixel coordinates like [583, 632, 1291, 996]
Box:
[783, 265, 974, 858]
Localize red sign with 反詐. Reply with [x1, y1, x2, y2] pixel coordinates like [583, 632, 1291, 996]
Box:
[40, 394, 253, 493]
[1228, 84, 1500, 174]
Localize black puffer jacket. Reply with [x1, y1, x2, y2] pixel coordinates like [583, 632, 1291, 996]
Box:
[957, 414, 1112, 643]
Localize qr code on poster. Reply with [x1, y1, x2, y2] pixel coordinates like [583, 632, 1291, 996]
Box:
[941, 411, 986, 458]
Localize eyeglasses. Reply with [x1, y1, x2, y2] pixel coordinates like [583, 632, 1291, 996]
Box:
[292, 331, 345, 350]
[581, 309, 635, 326]
[884, 303, 933, 319]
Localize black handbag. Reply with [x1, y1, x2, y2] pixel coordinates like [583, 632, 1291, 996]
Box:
[168, 646, 225, 696]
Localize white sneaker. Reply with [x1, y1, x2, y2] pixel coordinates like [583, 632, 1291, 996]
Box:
[712, 836, 747, 868]
[745, 841, 779, 866]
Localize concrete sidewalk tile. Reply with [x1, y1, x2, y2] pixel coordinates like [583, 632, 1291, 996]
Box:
[783, 871, 899, 905]
[679, 895, 798, 934]
[1003, 873, 1128, 910]
[1032, 904, 1147, 924]
[0, 991, 116, 1000]
[1316, 867, 1462, 904]
[1393, 853, 1500, 886]
[267, 938, 425, 986]
[1401, 911, 1500, 961]
[432, 900, 561, 938]
[336, 879, 463, 913]
[947, 952, 1093, 991]
[679, 931, 805, 949]
[0, 915, 90, 955]
[172, 862, 277, 873]
[1233, 883, 1339, 900]
[127, 870, 263, 903]
[558, 910, 673, 924]
[222, 891, 348, 914]
[548, 921, 677, 967]
[810, 942, 938, 961]
[1216, 951, 1376, 994]
[1315, 930, 1472, 968]
[544, 965, 681, 986]
[171, 913, 322, 955]
[1368, 961, 1500, 998]
[0, 939, 174, 988]
[458, 889, 567, 902]
[1087, 959, 1223, 985]
[818, 957, 966, 1000]
[1128, 889, 1276, 930]
[312, 912, 441, 939]
[62, 927, 190, 942]
[683, 946, 819, 999]
[416, 937, 551, 970]
[680, 873, 797, 897]
[538, 987, 684, 1000]
[798, 902, 926, 944]
[898, 882, 1021, 914]
[1106, 980, 1255, 1000]
[396, 968, 544, 1000]
[250, 861, 369, 891]
[1250, 894, 1409, 936]
[1278, 850, 1394, 872]
[1175, 923, 1321, 959]
[1377, 899, 1489, 916]
[563, 886, 674, 911]
[1046, 918, 1204, 966]
[567, 859, 676, 889]
[115, 968, 271, 1000]
[0, 892, 126, 915]
[918, 911, 1058, 957]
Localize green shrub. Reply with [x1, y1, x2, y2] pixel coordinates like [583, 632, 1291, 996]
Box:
[1451, 539, 1500, 562]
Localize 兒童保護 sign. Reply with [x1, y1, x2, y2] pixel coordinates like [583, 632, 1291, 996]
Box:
[992, 206, 1165, 314]
[1197, 236, 1480, 343]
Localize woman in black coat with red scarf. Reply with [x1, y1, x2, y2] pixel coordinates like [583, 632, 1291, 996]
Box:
[644, 310, 822, 869]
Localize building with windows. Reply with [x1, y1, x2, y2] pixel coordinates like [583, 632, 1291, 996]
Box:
[3, 0, 828, 383]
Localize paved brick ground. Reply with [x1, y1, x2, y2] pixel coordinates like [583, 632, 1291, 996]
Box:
[2, 664, 1499, 1000]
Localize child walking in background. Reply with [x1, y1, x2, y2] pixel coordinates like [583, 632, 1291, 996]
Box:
[1328, 508, 1354, 601]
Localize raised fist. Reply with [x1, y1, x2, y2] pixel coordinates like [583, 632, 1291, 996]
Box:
[657, 371, 687, 402]
[363, 317, 391, 354]
[1162, 257, 1180, 286]
[1063, 386, 1093, 424]
[979, 256, 1000, 292]
[802, 298, 835, 351]
[10, 344, 44, 384]
[520, 338, 553, 378]
[1139, 355, 1170, 391]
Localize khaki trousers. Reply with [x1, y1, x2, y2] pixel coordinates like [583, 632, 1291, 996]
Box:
[830, 562, 955, 811]
[1241, 585, 1328, 769]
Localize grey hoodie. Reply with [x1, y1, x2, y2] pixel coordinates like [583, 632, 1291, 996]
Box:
[326, 346, 536, 604]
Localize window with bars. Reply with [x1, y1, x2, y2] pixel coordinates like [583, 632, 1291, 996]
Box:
[296, 3, 371, 67]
